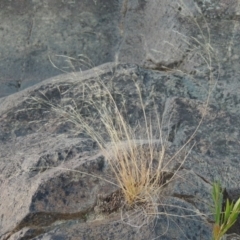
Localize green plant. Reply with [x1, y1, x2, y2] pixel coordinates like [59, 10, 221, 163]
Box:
[212, 182, 240, 240]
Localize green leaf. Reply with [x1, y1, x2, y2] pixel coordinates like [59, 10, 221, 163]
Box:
[233, 198, 240, 212]
[212, 182, 223, 225]
[211, 182, 240, 240]
[224, 199, 231, 222]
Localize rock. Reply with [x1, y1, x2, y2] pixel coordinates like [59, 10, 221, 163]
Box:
[1, 0, 240, 101]
[0, 62, 240, 239]
[1, 0, 240, 239]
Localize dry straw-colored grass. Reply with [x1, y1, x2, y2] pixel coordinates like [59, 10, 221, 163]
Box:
[33, 71, 202, 214]
[30, 0, 223, 234]
[36, 77, 169, 208]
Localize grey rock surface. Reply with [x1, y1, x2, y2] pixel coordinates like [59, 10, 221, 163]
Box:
[0, 62, 240, 239]
[1, 0, 240, 239]
[1, 0, 240, 100]
[0, 0, 121, 97]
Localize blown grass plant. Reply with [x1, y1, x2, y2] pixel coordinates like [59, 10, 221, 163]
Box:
[34, 77, 170, 208]
[29, 0, 226, 235]
[212, 182, 240, 240]
[31, 68, 207, 219]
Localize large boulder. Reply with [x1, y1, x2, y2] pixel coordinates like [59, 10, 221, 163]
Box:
[1, 0, 240, 239]
[0, 62, 240, 239]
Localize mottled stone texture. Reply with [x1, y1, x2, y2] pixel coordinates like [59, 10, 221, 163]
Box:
[1, 0, 240, 99]
[0, 62, 239, 239]
[1, 0, 240, 239]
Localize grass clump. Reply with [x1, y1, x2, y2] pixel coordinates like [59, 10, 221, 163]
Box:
[32, 67, 199, 215]
[30, 1, 220, 231]
[212, 182, 240, 240]
[50, 77, 168, 208]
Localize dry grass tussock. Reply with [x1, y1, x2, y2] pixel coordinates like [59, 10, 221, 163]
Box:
[36, 77, 169, 207]
[30, 0, 224, 233]
[32, 71, 204, 214]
